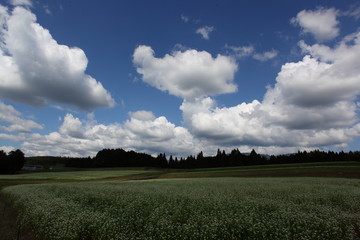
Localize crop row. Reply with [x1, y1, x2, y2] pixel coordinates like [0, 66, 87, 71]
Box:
[2, 177, 360, 240]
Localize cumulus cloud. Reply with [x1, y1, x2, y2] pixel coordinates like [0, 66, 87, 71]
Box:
[291, 7, 339, 42]
[0, 5, 115, 111]
[21, 111, 199, 157]
[180, 31, 360, 151]
[59, 114, 85, 139]
[0, 101, 43, 133]
[9, 0, 32, 7]
[196, 26, 215, 40]
[133, 45, 238, 100]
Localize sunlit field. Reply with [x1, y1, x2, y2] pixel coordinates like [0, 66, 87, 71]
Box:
[2, 177, 360, 240]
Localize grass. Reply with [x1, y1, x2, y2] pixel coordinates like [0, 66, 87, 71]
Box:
[2, 177, 360, 240]
[0, 169, 160, 181]
[161, 161, 360, 179]
[1, 162, 360, 240]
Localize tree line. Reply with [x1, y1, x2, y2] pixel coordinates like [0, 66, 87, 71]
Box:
[2, 148, 359, 173]
[0, 149, 25, 174]
[62, 148, 360, 169]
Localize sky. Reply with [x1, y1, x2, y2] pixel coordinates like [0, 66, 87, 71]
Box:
[0, 0, 360, 157]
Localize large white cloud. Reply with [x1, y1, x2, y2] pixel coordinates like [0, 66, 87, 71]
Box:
[133, 45, 238, 100]
[22, 111, 199, 157]
[0, 5, 115, 111]
[291, 8, 339, 42]
[180, 31, 360, 150]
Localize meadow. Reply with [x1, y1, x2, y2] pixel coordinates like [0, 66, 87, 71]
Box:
[2, 177, 360, 240]
[0, 169, 159, 180]
[162, 161, 360, 178]
[1, 162, 360, 240]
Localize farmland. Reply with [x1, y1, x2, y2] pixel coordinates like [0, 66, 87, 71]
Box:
[0, 169, 159, 181]
[1, 162, 360, 240]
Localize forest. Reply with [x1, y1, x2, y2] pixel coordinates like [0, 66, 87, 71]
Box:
[0, 149, 25, 174]
[25, 148, 360, 169]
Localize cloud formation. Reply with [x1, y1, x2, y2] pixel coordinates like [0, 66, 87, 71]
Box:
[9, 0, 32, 7]
[21, 111, 198, 157]
[0, 5, 115, 111]
[196, 26, 215, 40]
[291, 8, 339, 42]
[225, 45, 278, 61]
[133, 45, 238, 100]
[0, 101, 43, 133]
[253, 50, 278, 62]
[3, 5, 360, 158]
[180, 31, 360, 150]
[225, 45, 255, 58]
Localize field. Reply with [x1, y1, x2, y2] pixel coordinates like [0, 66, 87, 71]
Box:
[1, 162, 360, 240]
[0, 169, 159, 181]
[162, 161, 360, 178]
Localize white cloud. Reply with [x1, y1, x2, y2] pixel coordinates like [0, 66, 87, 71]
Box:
[0, 133, 25, 141]
[291, 8, 339, 42]
[196, 26, 215, 40]
[59, 114, 85, 139]
[133, 45, 238, 100]
[225, 45, 255, 58]
[253, 49, 278, 62]
[128, 110, 155, 121]
[9, 0, 32, 7]
[180, 31, 360, 151]
[21, 111, 199, 157]
[0, 6, 115, 111]
[343, 4, 360, 20]
[0, 101, 43, 133]
[0, 146, 15, 153]
[226, 45, 278, 62]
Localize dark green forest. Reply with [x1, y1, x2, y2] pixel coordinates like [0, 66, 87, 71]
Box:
[25, 148, 360, 170]
[0, 149, 25, 174]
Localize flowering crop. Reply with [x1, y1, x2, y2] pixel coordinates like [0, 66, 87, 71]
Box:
[2, 177, 360, 240]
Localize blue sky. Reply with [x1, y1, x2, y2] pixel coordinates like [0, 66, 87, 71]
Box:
[0, 0, 360, 157]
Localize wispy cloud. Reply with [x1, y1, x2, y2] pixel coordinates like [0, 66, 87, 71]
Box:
[181, 15, 189, 23]
[8, 0, 32, 7]
[253, 49, 278, 62]
[225, 44, 278, 62]
[196, 26, 215, 40]
[225, 44, 255, 58]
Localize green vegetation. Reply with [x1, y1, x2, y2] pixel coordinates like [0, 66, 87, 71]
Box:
[162, 161, 360, 178]
[0, 169, 159, 180]
[2, 177, 360, 240]
[1, 162, 360, 240]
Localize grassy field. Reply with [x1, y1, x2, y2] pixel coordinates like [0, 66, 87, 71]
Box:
[0, 169, 160, 181]
[162, 161, 360, 178]
[0, 161, 360, 240]
[2, 177, 360, 240]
